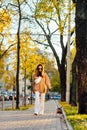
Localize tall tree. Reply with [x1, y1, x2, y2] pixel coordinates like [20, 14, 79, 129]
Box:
[16, 0, 22, 109]
[75, 0, 87, 113]
[6, 0, 26, 109]
[30, 0, 75, 101]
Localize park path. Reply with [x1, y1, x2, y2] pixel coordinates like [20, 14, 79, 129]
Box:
[0, 100, 73, 130]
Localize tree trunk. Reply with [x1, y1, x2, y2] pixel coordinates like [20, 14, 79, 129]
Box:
[24, 68, 26, 106]
[59, 65, 66, 101]
[16, 0, 21, 109]
[70, 55, 77, 106]
[78, 65, 87, 114]
[76, 0, 87, 114]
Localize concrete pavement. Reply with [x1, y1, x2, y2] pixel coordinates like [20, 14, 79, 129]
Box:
[0, 100, 73, 130]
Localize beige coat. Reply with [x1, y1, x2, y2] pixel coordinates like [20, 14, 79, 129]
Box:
[33, 72, 51, 93]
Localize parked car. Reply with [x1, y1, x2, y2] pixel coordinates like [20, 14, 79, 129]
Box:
[50, 94, 61, 100]
[8, 92, 13, 100]
[28, 94, 35, 100]
[45, 93, 50, 99]
[12, 92, 16, 100]
[8, 91, 16, 100]
[0, 91, 2, 101]
[2, 91, 9, 101]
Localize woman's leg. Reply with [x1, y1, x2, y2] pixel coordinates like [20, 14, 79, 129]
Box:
[34, 91, 40, 115]
[40, 93, 45, 115]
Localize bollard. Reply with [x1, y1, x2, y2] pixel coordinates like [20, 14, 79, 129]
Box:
[2, 96, 4, 111]
[12, 96, 15, 110]
[24, 96, 26, 106]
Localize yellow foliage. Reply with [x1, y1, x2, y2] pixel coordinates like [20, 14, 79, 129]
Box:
[51, 0, 59, 10]
[35, 0, 53, 19]
[0, 58, 5, 77]
[71, 47, 76, 63]
[71, 2, 76, 11]
[19, 37, 49, 77]
[0, 9, 11, 33]
[1, 71, 14, 90]
[59, 21, 64, 35]
[0, 44, 8, 75]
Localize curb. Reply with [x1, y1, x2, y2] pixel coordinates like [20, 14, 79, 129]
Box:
[57, 101, 73, 130]
[62, 107, 73, 130]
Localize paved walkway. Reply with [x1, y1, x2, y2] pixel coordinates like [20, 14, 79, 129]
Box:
[0, 100, 72, 130]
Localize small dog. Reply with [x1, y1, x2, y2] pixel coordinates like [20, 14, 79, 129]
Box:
[56, 106, 62, 114]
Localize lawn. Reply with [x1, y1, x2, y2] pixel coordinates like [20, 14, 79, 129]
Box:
[60, 102, 87, 130]
[4, 104, 34, 111]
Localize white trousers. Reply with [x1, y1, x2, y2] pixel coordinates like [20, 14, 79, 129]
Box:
[34, 91, 45, 115]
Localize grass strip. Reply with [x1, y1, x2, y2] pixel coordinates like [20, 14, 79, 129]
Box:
[60, 102, 87, 130]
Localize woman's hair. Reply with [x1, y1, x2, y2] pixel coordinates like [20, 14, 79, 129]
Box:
[36, 64, 44, 77]
[36, 64, 43, 70]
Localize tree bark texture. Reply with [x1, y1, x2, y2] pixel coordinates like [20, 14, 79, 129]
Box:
[76, 0, 87, 113]
[70, 55, 77, 106]
[16, 0, 21, 109]
[59, 65, 66, 101]
[24, 68, 27, 106]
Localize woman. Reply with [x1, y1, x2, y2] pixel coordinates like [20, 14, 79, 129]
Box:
[33, 64, 51, 115]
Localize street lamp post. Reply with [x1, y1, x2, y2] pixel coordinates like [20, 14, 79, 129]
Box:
[30, 74, 33, 104]
[66, 0, 71, 103]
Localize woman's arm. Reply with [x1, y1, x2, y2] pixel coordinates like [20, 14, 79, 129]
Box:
[45, 73, 51, 90]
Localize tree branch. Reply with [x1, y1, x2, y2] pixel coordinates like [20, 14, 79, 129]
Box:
[0, 43, 16, 59]
[33, 39, 49, 46]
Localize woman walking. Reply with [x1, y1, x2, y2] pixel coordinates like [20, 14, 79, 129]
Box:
[33, 64, 51, 115]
